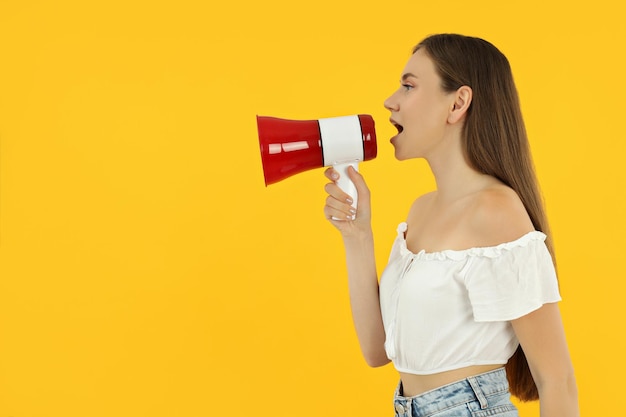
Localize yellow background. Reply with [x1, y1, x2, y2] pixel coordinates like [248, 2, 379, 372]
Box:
[0, 0, 623, 416]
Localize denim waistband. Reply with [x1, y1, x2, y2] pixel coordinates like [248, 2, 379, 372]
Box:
[393, 368, 511, 417]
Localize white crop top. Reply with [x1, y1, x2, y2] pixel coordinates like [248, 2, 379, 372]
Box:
[379, 222, 561, 375]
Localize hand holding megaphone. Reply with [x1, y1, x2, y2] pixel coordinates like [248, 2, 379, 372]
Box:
[325, 163, 372, 224]
[257, 114, 377, 219]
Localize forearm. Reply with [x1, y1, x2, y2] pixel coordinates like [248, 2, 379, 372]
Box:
[342, 230, 389, 367]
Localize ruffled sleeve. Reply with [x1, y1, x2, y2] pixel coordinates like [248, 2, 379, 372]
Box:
[387, 222, 408, 264]
[463, 232, 561, 322]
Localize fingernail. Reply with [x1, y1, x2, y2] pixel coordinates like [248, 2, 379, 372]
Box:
[331, 173, 339, 180]
[346, 197, 353, 204]
[350, 208, 357, 214]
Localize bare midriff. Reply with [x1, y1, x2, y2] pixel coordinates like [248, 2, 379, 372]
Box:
[399, 364, 504, 397]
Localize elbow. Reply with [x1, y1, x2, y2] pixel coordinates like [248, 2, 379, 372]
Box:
[365, 358, 391, 368]
[558, 373, 578, 402]
[365, 357, 391, 368]
[358, 333, 391, 367]
[567, 373, 579, 400]
[537, 369, 579, 403]
[363, 351, 391, 368]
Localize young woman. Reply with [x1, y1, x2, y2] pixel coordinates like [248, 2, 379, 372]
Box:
[323, 34, 578, 416]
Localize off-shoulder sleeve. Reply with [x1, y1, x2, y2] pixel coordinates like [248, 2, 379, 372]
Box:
[387, 222, 408, 264]
[463, 232, 561, 322]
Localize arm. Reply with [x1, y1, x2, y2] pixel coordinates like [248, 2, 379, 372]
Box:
[323, 166, 390, 367]
[468, 186, 578, 414]
[511, 303, 579, 416]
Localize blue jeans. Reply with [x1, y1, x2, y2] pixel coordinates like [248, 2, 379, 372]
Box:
[393, 368, 519, 417]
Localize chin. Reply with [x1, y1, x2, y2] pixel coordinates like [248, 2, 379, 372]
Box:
[394, 151, 409, 161]
[394, 148, 422, 161]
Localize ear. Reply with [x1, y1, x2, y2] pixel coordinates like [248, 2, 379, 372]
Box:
[448, 85, 472, 124]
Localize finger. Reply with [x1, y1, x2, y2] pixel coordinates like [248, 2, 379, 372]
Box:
[347, 166, 370, 197]
[324, 167, 340, 181]
[324, 206, 355, 222]
[325, 195, 357, 220]
[324, 182, 354, 205]
[325, 193, 356, 212]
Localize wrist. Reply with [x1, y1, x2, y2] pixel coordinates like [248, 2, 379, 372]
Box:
[342, 228, 374, 246]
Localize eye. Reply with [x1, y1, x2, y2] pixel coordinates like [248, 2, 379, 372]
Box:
[402, 83, 413, 91]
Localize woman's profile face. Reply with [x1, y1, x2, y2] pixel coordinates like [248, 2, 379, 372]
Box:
[384, 49, 454, 161]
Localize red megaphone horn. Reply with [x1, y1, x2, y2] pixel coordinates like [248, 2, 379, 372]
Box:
[257, 114, 377, 217]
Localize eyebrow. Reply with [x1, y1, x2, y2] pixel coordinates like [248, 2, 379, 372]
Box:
[401, 73, 418, 81]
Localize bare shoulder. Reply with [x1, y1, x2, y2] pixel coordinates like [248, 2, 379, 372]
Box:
[467, 184, 535, 246]
[407, 191, 436, 220]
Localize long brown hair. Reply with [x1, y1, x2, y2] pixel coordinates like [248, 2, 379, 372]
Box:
[414, 34, 555, 401]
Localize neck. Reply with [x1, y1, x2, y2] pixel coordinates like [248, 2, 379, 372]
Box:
[425, 134, 493, 203]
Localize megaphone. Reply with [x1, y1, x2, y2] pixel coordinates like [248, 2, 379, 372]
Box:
[257, 114, 377, 218]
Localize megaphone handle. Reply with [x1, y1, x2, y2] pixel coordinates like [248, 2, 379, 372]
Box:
[333, 161, 359, 220]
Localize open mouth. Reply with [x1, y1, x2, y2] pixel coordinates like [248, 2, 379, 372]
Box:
[390, 119, 404, 134]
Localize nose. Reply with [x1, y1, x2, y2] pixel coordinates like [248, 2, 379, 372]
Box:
[384, 91, 399, 112]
